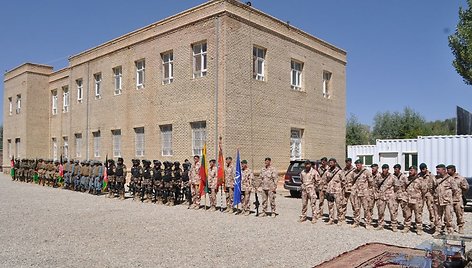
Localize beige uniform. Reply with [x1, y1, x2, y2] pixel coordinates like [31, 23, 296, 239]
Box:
[451, 173, 469, 231]
[260, 165, 278, 215]
[241, 168, 254, 213]
[400, 175, 427, 232]
[300, 167, 320, 220]
[419, 171, 436, 226]
[394, 172, 408, 221]
[208, 166, 217, 208]
[316, 165, 329, 218]
[350, 168, 373, 226]
[225, 164, 235, 210]
[339, 166, 355, 222]
[375, 173, 399, 229]
[433, 174, 458, 234]
[326, 167, 344, 223]
[369, 171, 381, 217]
[190, 161, 201, 206]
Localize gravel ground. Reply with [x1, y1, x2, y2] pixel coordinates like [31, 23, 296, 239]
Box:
[0, 174, 471, 268]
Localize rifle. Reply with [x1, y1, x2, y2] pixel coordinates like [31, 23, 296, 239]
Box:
[253, 192, 260, 216]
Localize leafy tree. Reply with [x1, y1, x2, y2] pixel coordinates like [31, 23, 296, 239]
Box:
[449, 0, 472, 85]
[372, 107, 428, 140]
[346, 114, 372, 145]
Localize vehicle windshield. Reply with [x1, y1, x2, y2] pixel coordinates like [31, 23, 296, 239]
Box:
[289, 162, 304, 173]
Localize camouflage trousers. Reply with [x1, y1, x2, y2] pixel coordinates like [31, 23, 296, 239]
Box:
[453, 201, 465, 228]
[261, 189, 276, 214]
[242, 189, 252, 212]
[327, 193, 343, 222]
[421, 193, 436, 225]
[367, 193, 375, 218]
[435, 203, 454, 233]
[376, 197, 398, 228]
[317, 189, 326, 218]
[301, 187, 317, 219]
[210, 188, 217, 208]
[225, 187, 234, 209]
[353, 195, 372, 226]
[191, 183, 200, 206]
[339, 192, 354, 222]
[403, 202, 423, 230]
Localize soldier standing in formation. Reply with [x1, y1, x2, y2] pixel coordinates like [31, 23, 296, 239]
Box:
[433, 164, 458, 235]
[260, 157, 278, 218]
[447, 165, 469, 234]
[375, 164, 399, 231]
[298, 160, 319, 224]
[349, 160, 373, 229]
[241, 160, 254, 216]
[419, 163, 436, 230]
[208, 159, 217, 211]
[224, 157, 235, 213]
[340, 158, 355, 223]
[400, 166, 426, 235]
[316, 157, 329, 219]
[325, 158, 344, 225]
[190, 155, 201, 210]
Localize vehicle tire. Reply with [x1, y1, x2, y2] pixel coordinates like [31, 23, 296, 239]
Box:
[290, 190, 301, 198]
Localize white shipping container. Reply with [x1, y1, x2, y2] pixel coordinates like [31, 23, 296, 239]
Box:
[418, 135, 472, 177]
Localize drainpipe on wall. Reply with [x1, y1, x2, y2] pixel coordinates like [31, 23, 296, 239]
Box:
[214, 15, 220, 160]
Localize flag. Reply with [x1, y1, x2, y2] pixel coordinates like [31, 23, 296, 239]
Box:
[102, 155, 108, 191]
[58, 155, 64, 182]
[10, 156, 14, 177]
[233, 149, 242, 206]
[217, 141, 224, 188]
[199, 143, 208, 196]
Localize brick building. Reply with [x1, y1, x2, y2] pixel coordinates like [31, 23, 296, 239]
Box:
[3, 0, 347, 172]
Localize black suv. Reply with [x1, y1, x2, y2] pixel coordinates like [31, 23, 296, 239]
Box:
[283, 159, 319, 198]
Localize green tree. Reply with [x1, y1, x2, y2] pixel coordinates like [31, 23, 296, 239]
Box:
[372, 107, 428, 140]
[449, 0, 472, 85]
[346, 114, 372, 145]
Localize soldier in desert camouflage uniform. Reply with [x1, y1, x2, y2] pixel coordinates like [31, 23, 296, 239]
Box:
[241, 160, 254, 216]
[447, 164, 469, 234]
[325, 158, 344, 225]
[433, 164, 459, 235]
[260, 157, 278, 218]
[400, 166, 427, 235]
[374, 164, 399, 232]
[298, 160, 320, 224]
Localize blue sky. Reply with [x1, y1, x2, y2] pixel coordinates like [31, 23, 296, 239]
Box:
[1, 0, 470, 125]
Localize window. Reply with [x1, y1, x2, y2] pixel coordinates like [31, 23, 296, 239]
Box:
[94, 73, 102, 99]
[93, 131, 100, 157]
[191, 121, 206, 156]
[63, 136, 69, 158]
[291, 60, 303, 90]
[160, 125, 173, 156]
[75, 133, 82, 158]
[136, 60, 145, 89]
[76, 79, 83, 102]
[15, 138, 21, 158]
[7, 139, 11, 158]
[62, 86, 69, 113]
[135, 127, 145, 157]
[52, 137, 58, 161]
[253, 46, 266, 81]
[16, 94, 21, 114]
[51, 90, 58, 115]
[8, 97, 12, 115]
[113, 66, 122, 95]
[323, 71, 332, 98]
[404, 153, 418, 171]
[290, 128, 303, 160]
[192, 42, 207, 78]
[112, 129, 122, 157]
[358, 155, 374, 166]
[162, 51, 174, 84]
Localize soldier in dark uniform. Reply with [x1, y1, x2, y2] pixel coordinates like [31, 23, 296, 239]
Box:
[162, 161, 173, 205]
[182, 161, 192, 206]
[142, 160, 153, 203]
[115, 158, 127, 200]
[172, 161, 182, 205]
[73, 160, 81, 191]
[152, 160, 163, 204]
[130, 159, 143, 201]
[106, 159, 116, 198]
[18, 159, 26, 182]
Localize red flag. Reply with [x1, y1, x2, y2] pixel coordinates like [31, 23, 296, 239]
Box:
[199, 144, 208, 196]
[217, 141, 224, 188]
[59, 164, 64, 177]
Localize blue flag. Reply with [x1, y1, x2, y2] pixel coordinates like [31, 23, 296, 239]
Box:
[233, 149, 242, 207]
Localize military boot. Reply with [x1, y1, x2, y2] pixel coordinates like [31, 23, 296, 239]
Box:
[298, 216, 307, 223]
[402, 227, 410, 233]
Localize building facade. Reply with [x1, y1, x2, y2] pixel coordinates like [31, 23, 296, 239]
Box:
[3, 0, 347, 171]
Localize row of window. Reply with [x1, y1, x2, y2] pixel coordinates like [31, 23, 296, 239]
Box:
[8, 125, 304, 161]
[356, 153, 418, 172]
[48, 121, 207, 160]
[7, 95, 21, 115]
